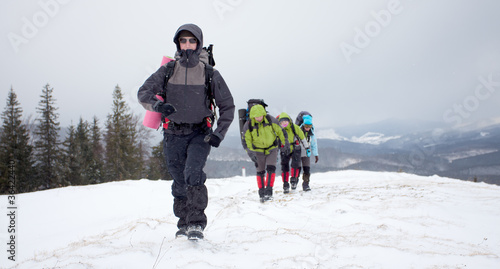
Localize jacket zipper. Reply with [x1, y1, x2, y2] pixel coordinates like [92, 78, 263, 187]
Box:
[184, 58, 188, 107]
[185, 58, 189, 85]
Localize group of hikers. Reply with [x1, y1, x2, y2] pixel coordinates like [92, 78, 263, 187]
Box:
[137, 23, 318, 240]
[240, 100, 319, 203]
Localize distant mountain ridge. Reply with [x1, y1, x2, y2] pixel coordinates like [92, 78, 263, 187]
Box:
[207, 118, 500, 185]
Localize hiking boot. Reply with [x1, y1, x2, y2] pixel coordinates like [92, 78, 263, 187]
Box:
[187, 225, 204, 240]
[265, 186, 273, 196]
[258, 188, 266, 202]
[302, 182, 311, 191]
[258, 188, 265, 197]
[261, 189, 274, 203]
[283, 182, 290, 194]
[263, 195, 273, 202]
[290, 177, 299, 190]
[175, 227, 187, 238]
[302, 173, 311, 191]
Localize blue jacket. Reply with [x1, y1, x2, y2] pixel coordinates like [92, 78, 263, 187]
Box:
[300, 125, 318, 157]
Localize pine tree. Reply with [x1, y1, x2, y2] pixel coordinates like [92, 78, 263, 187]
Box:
[89, 116, 104, 184]
[148, 140, 172, 181]
[0, 87, 35, 194]
[62, 124, 81, 185]
[104, 85, 140, 181]
[134, 114, 153, 179]
[75, 118, 93, 185]
[34, 83, 63, 189]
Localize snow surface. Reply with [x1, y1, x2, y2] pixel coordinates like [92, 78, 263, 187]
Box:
[1, 171, 500, 268]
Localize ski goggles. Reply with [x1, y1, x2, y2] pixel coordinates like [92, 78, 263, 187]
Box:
[179, 37, 198, 44]
[304, 124, 312, 128]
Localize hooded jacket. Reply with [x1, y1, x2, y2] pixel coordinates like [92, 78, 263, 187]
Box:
[138, 24, 235, 139]
[300, 124, 318, 157]
[278, 112, 308, 153]
[243, 105, 288, 154]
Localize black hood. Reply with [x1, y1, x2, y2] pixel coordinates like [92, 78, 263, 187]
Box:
[173, 23, 203, 54]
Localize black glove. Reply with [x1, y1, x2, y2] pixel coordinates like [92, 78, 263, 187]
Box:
[153, 101, 176, 117]
[247, 151, 258, 163]
[281, 145, 290, 156]
[315, 156, 319, 163]
[204, 134, 221, 148]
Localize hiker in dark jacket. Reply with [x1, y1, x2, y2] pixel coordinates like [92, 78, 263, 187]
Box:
[242, 105, 288, 202]
[137, 23, 235, 240]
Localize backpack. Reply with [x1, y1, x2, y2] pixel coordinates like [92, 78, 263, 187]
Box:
[238, 99, 268, 136]
[295, 111, 313, 126]
[238, 99, 272, 149]
[295, 111, 314, 140]
[158, 45, 216, 128]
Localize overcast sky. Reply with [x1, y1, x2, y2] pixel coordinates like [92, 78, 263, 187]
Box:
[1, 0, 500, 136]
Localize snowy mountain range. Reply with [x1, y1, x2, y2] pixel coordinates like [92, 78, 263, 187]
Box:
[2, 171, 499, 268]
[209, 118, 500, 185]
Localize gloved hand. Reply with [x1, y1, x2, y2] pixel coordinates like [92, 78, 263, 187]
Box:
[247, 151, 258, 163]
[204, 134, 221, 148]
[153, 101, 176, 117]
[315, 156, 319, 163]
[306, 148, 311, 158]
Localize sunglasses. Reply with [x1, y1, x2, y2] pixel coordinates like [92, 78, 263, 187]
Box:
[179, 37, 197, 44]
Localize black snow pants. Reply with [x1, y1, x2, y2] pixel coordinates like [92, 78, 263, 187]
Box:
[164, 128, 211, 230]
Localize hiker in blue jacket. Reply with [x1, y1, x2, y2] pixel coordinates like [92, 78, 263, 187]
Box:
[297, 114, 319, 191]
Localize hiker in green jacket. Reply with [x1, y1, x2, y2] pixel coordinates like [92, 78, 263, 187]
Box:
[278, 112, 309, 193]
[242, 105, 289, 202]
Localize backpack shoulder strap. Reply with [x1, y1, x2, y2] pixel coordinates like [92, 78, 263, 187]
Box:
[204, 64, 214, 95]
[160, 61, 176, 98]
[303, 127, 312, 142]
[249, 114, 273, 133]
[165, 61, 175, 81]
[204, 64, 216, 119]
[265, 114, 273, 123]
[290, 123, 300, 141]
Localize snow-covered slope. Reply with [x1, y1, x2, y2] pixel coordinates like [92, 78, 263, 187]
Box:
[1, 171, 500, 268]
[349, 132, 401, 145]
[316, 129, 401, 145]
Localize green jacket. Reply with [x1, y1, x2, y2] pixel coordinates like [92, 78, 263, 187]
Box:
[278, 112, 307, 153]
[243, 105, 288, 154]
